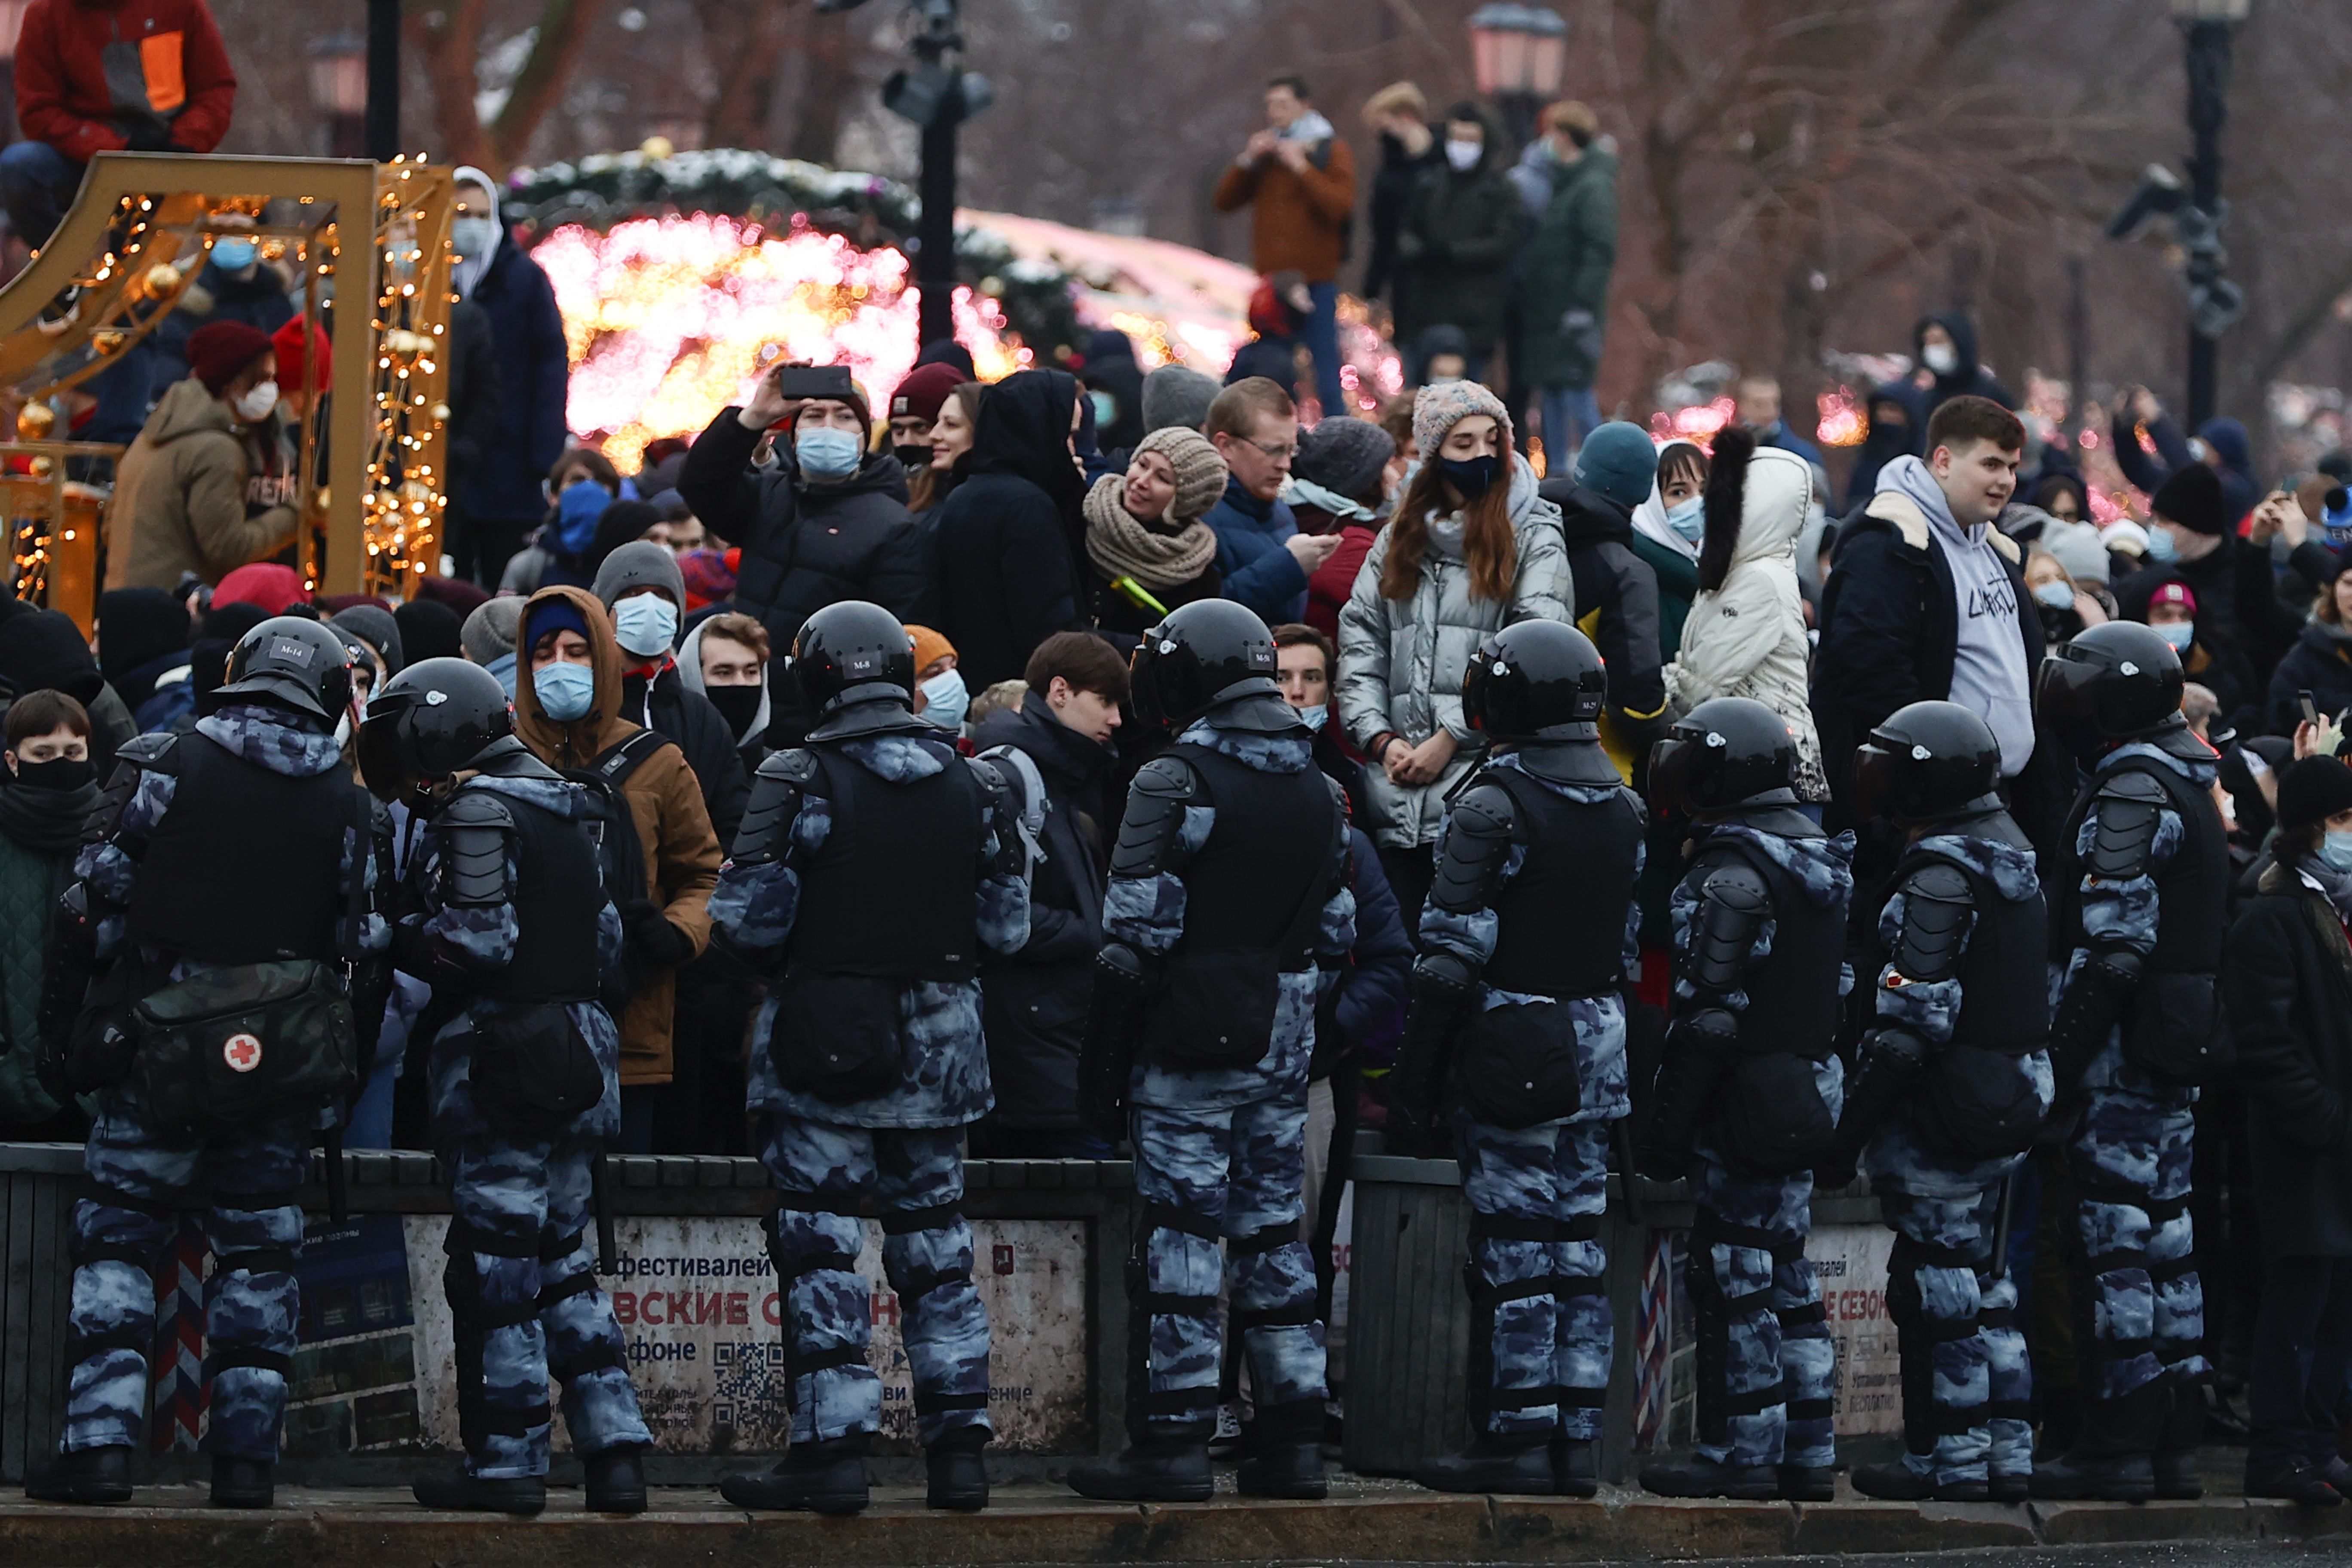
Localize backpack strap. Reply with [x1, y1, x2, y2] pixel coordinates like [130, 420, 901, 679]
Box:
[591, 727, 674, 790]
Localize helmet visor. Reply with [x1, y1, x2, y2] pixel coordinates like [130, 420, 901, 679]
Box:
[2033, 650, 2105, 733]
[355, 713, 415, 803]
[1647, 735, 1701, 817]
[1850, 741, 1900, 825]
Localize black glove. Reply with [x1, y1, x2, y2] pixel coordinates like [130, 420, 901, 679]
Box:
[625, 898, 695, 971]
[1388, 953, 1474, 1158]
[1079, 945, 1150, 1142]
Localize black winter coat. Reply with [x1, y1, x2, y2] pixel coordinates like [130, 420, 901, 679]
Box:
[455, 236, 571, 525]
[622, 665, 752, 850]
[1365, 130, 1443, 305]
[1395, 132, 1523, 352]
[2266, 622, 2352, 735]
[2225, 864, 2352, 1259]
[973, 701, 1115, 1130]
[676, 407, 934, 653]
[1540, 479, 1666, 748]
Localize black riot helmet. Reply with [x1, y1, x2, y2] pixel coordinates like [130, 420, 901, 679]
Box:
[358, 657, 516, 802]
[1129, 598, 1285, 734]
[791, 600, 915, 718]
[1464, 620, 1607, 743]
[1647, 697, 1798, 818]
[1852, 700, 2003, 828]
[204, 615, 353, 726]
[2034, 620, 2187, 767]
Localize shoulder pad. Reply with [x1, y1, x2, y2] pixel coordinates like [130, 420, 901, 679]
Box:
[753, 747, 821, 787]
[2087, 772, 2165, 880]
[734, 748, 817, 865]
[437, 786, 516, 830]
[1110, 754, 1200, 880]
[1687, 858, 1771, 995]
[1889, 861, 1974, 984]
[1429, 781, 1517, 915]
[116, 731, 180, 772]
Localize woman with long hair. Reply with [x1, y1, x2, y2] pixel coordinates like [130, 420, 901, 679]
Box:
[910, 381, 982, 518]
[1336, 381, 1572, 924]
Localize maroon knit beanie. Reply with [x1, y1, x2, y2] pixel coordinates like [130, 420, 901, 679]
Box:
[185, 320, 274, 396]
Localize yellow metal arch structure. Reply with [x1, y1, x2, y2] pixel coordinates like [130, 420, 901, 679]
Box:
[0, 150, 453, 625]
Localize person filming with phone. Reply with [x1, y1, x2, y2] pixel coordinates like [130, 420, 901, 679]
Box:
[678, 358, 934, 744]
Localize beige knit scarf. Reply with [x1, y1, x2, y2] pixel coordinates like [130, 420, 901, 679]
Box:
[1083, 475, 1219, 591]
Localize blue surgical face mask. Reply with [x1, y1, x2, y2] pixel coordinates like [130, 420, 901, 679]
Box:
[210, 236, 257, 273]
[1297, 702, 1329, 731]
[921, 668, 970, 729]
[2323, 830, 2352, 872]
[2032, 579, 2076, 610]
[796, 426, 864, 482]
[1090, 389, 1117, 429]
[2151, 619, 2195, 651]
[534, 661, 596, 722]
[612, 594, 679, 660]
[1664, 494, 1705, 543]
[2144, 524, 2178, 563]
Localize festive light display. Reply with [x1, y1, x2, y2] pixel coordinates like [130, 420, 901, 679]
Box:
[1816, 387, 1866, 447]
[359, 158, 456, 596]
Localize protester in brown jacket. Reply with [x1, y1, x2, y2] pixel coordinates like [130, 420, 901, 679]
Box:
[1213, 72, 1357, 415]
[514, 584, 720, 1150]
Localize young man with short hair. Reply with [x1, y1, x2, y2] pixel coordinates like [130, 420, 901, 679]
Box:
[968, 631, 1130, 1158]
[1206, 379, 1340, 625]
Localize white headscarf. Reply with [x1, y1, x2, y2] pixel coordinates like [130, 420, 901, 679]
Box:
[449, 165, 502, 301]
[1630, 439, 1702, 560]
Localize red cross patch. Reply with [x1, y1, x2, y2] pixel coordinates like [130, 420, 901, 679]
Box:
[223, 1034, 263, 1074]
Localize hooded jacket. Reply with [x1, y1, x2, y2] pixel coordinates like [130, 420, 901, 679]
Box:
[452, 217, 570, 527]
[514, 584, 721, 1086]
[2268, 619, 2352, 737]
[17, 0, 236, 162]
[107, 375, 298, 589]
[1514, 146, 1619, 391]
[932, 371, 1085, 689]
[1394, 111, 1523, 351]
[1336, 453, 1574, 849]
[1540, 477, 1666, 778]
[1663, 444, 1828, 800]
[1905, 312, 2015, 425]
[674, 409, 932, 652]
[2226, 861, 2352, 1259]
[676, 616, 771, 778]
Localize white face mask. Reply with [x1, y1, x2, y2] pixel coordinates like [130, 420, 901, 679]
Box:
[921, 668, 970, 729]
[1921, 342, 1959, 376]
[2152, 619, 2195, 652]
[1444, 138, 1482, 172]
[233, 380, 279, 422]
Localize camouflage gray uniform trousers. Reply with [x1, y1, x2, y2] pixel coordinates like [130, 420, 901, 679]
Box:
[1687, 1153, 1834, 1470]
[2067, 1076, 2205, 1400]
[1130, 1093, 1327, 1436]
[757, 1115, 992, 1447]
[63, 1094, 309, 1460]
[1452, 1112, 1613, 1441]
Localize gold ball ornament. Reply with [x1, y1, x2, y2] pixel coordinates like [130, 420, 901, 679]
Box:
[143, 261, 184, 297]
[641, 135, 674, 161]
[28, 455, 54, 478]
[429, 402, 451, 424]
[314, 485, 331, 514]
[979, 276, 1005, 299]
[15, 403, 55, 441]
[385, 329, 425, 360]
[89, 328, 126, 356]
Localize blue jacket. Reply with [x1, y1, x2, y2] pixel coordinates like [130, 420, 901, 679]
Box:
[1208, 476, 1308, 623]
[454, 233, 571, 526]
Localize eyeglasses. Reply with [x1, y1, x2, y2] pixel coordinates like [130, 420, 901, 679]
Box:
[1243, 437, 1298, 461]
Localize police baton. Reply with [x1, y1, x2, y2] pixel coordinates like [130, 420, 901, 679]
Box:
[1989, 1169, 2018, 1283]
[593, 1148, 619, 1275]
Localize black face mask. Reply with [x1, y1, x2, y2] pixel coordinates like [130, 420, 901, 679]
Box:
[706, 683, 764, 738]
[894, 443, 931, 472]
[1438, 453, 1499, 500]
[13, 755, 92, 792]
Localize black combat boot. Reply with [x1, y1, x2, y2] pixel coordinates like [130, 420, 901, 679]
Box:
[1235, 1400, 1326, 1500]
[720, 1434, 870, 1515]
[411, 1463, 548, 1514]
[1778, 1464, 1835, 1502]
[2029, 1382, 2162, 1502]
[1853, 1458, 1987, 1503]
[1555, 1438, 1600, 1499]
[210, 1455, 274, 1509]
[24, 1445, 133, 1505]
[2246, 1455, 2343, 1507]
[1638, 1455, 1781, 1500]
[584, 1445, 649, 1513]
[2151, 1381, 2205, 1501]
[1414, 1434, 1555, 1495]
[926, 1427, 989, 1512]
[1068, 1434, 1213, 1503]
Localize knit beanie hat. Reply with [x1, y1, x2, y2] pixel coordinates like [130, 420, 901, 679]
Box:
[270, 315, 331, 397]
[1294, 417, 1395, 505]
[395, 598, 465, 666]
[330, 603, 404, 675]
[185, 320, 274, 396]
[1134, 426, 1228, 522]
[1141, 365, 1220, 434]
[461, 596, 524, 664]
[525, 597, 591, 653]
[2146, 578, 2197, 619]
[2041, 517, 2111, 585]
[0, 609, 102, 705]
[2150, 462, 2227, 536]
[2278, 756, 2352, 833]
[905, 624, 956, 671]
[1411, 379, 1513, 460]
[890, 362, 967, 426]
[1575, 421, 1663, 511]
[592, 539, 687, 610]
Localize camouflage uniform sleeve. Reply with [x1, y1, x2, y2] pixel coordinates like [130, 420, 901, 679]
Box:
[1315, 775, 1356, 960]
[972, 761, 1033, 957]
[1668, 850, 1773, 1013]
[416, 814, 520, 972]
[73, 763, 179, 962]
[1101, 754, 1210, 957]
[340, 806, 395, 957]
[2073, 794, 2181, 961]
[1873, 861, 1976, 1046]
[707, 791, 829, 961]
[1622, 836, 1648, 976]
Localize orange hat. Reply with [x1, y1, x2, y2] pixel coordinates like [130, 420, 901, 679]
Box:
[270, 316, 332, 396]
[904, 623, 956, 671]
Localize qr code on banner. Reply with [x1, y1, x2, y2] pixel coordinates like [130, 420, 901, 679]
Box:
[712, 1339, 787, 1428]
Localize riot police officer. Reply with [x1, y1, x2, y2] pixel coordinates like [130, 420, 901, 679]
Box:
[1636, 698, 1852, 1502]
[28, 618, 388, 1510]
[359, 657, 654, 1516]
[1069, 598, 1354, 1504]
[1829, 701, 2052, 1502]
[1389, 622, 1643, 1497]
[707, 600, 1032, 1516]
[2031, 621, 2225, 1502]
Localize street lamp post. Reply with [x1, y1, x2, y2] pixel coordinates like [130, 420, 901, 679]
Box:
[852, 0, 992, 351]
[2175, 0, 2248, 428]
[365, 0, 400, 163]
[1467, 3, 1568, 154]
[309, 34, 368, 160]
[0, 0, 32, 143]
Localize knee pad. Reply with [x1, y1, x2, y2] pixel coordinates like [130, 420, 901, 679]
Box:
[881, 1202, 975, 1311]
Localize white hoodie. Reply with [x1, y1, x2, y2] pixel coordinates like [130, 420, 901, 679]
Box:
[676, 618, 771, 750]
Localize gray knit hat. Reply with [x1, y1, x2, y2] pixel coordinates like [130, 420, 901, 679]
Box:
[592, 539, 687, 610]
[329, 603, 404, 675]
[1133, 426, 1228, 522]
[1141, 364, 1220, 434]
[460, 596, 524, 665]
[1295, 417, 1396, 505]
[1411, 379, 1513, 460]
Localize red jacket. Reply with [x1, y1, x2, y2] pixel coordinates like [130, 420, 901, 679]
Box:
[1305, 520, 1378, 643]
[17, 0, 236, 163]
